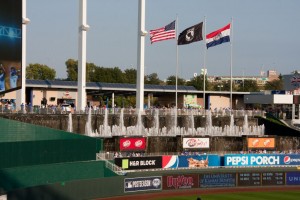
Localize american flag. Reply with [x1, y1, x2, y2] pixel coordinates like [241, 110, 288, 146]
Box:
[150, 20, 176, 44]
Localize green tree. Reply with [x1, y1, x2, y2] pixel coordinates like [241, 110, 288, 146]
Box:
[145, 73, 162, 85]
[186, 75, 209, 90]
[26, 63, 56, 80]
[166, 75, 186, 85]
[238, 80, 259, 92]
[93, 67, 125, 83]
[65, 59, 78, 81]
[87, 63, 97, 82]
[264, 74, 283, 90]
[124, 68, 137, 84]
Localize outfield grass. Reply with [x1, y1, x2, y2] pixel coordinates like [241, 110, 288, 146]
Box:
[155, 191, 300, 200]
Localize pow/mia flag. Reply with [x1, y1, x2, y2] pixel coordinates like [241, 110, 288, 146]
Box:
[177, 22, 203, 45]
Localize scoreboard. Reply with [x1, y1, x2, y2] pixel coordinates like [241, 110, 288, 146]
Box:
[237, 172, 285, 186]
[261, 172, 285, 186]
[237, 172, 261, 186]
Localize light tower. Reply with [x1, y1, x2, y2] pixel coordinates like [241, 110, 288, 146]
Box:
[77, 0, 89, 111]
[136, 0, 147, 111]
[16, 0, 30, 110]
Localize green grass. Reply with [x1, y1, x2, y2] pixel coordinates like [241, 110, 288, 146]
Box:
[155, 191, 300, 200]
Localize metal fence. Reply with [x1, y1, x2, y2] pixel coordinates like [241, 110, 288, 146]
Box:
[0, 105, 265, 118]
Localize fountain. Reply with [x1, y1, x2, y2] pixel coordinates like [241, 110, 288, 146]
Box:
[85, 107, 93, 136]
[83, 108, 265, 138]
[243, 114, 249, 135]
[67, 112, 73, 132]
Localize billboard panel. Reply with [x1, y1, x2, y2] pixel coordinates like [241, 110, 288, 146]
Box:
[115, 156, 162, 170]
[163, 174, 199, 190]
[247, 138, 275, 149]
[200, 173, 236, 188]
[162, 155, 220, 169]
[224, 154, 300, 167]
[119, 137, 146, 151]
[183, 138, 209, 149]
[0, 0, 22, 95]
[124, 176, 162, 193]
[286, 172, 300, 185]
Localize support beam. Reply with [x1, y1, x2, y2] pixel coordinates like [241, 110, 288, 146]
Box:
[136, 0, 147, 111]
[77, 0, 89, 111]
[16, 0, 29, 111]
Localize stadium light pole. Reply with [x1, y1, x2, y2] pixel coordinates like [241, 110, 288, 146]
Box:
[78, 0, 89, 112]
[17, 0, 30, 111]
[136, 0, 147, 112]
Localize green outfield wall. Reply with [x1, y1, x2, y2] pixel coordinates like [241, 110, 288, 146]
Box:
[0, 117, 102, 169]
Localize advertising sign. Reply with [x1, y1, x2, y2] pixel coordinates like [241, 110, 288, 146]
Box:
[119, 137, 146, 151]
[115, 156, 162, 170]
[225, 154, 278, 167]
[225, 154, 300, 167]
[162, 155, 220, 169]
[237, 172, 261, 187]
[183, 95, 198, 107]
[0, 0, 22, 95]
[282, 155, 300, 165]
[247, 138, 275, 149]
[286, 172, 300, 185]
[163, 174, 199, 190]
[183, 138, 209, 149]
[261, 172, 285, 186]
[124, 176, 162, 193]
[200, 173, 236, 188]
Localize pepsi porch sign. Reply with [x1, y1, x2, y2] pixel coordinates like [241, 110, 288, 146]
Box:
[183, 138, 209, 149]
[282, 155, 300, 165]
[224, 154, 300, 167]
[120, 137, 146, 151]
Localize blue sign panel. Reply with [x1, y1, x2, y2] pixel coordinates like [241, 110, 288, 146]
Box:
[177, 155, 220, 168]
[281, 155, 300, 166]
[124, 176, 162, 193]
[224, 154, 300, 167]
[162, 155, 220, 169]
[200, 173, 236, 188]
[286, 172, 300, 185]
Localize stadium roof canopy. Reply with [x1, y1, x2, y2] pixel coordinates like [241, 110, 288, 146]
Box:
[25, 79, 251, 96]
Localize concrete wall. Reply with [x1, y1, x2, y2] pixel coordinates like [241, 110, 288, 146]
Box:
[209, 95, 230, 109]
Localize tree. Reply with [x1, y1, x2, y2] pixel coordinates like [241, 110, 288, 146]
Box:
[166, 75, 186, 85]
[186, 75, 209, 90]
[87, 62, 97, 82]
[26, 63, 56, 80]
[65, 59, 78, 81]
[145, 73, 162, 85]
[93, 67, 125, 83]
[124, 68, 137, 84]
[238, 80, 259, 92]
[264, 74, 283, 90]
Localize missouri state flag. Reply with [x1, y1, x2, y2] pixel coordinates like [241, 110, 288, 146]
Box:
[206, 23, 231, 49]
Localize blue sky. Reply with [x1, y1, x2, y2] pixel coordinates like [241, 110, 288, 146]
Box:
[27, 0, 300, 80]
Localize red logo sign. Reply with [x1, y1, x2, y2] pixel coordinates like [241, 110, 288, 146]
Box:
[120, 137, 146, 151]
[162, 174, 199, 190]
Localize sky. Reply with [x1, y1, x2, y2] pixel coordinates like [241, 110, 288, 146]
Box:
[26, 0, 300, 80]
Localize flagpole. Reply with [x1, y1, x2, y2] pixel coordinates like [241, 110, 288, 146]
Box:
[175, 15, 179, 109]
[203, 16, 207, 110]
[175, 15, 179, 135]
[230, 18, 233, 110]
